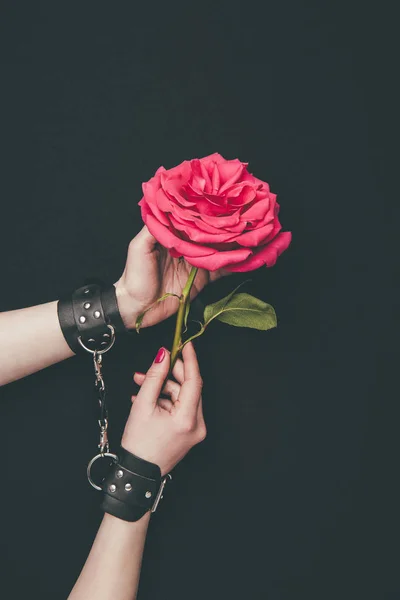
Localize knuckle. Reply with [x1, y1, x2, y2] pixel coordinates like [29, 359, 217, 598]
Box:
[145, 371, 159, 382]
[127, 239, 137, 255]
[191, 375, 203, 389]
[146, 366, 165, 380]
[178, 416, 196, 434]
[196, 425, 207, 442]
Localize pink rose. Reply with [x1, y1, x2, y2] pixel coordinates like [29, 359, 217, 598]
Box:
[139, 152, 292, 272]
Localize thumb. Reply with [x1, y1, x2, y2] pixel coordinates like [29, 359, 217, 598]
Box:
[131, 225, 158, 254]
[135, 347, 170, 408]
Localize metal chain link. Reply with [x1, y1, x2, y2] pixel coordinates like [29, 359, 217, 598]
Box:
[80, 326, 119, 490]
[93, 351, 109, 455]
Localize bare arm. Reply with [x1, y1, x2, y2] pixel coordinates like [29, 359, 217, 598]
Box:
[0, 300, 74, 386]
[68, 342, 205, 599]
[0, 225, 223, 388]
[0, 286, 128, 387]
[68, 513, 150, 600]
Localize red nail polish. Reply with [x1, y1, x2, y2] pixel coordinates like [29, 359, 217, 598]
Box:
[154, 347, 166, 364]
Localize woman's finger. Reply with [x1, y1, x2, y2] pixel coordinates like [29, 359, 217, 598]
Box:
[182, 342, 201, 385]
[179, 342, 203, 417]
[172, 358, 184, 384]
[135, 347, 171, 409]
[134, 372, 181, 402]
[157, 398, 174, 413]
[130, 225, 158, 254]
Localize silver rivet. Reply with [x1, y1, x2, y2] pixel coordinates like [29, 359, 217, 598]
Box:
[103, 333, 110, 338]
[145, 491, 152, 498]
[84, 302, 91, 309]
[109, 484, 116, 493]
[94, 310, 101, 319]
[88, 338, 95, 343]
[116, 470, 123, 479]
[79, 316, 86, 323]
[84, 288, 90, 294]
[101, 341, 108, 346]
[125, 483, 132, 492]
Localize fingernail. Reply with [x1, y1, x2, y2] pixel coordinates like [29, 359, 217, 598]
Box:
[154, 347, 166, 364]
[134, 372, 145, 376]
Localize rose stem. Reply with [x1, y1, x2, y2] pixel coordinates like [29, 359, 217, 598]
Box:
[169, 266, 198, 373]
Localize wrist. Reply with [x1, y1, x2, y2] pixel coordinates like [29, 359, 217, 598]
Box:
[103, 510, 151, 531]
[114, 280, 142, 331]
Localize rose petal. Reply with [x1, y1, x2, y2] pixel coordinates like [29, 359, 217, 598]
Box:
[168, 214, 240, 244]
[223, 181, 256, 199]
[162, 176, 197, 207]
[226, 232, 292, 272]
[193, 196, 229, 216]
[200, 210, 241, 228]
[255, 186, 273, 201]
[191, 159, 212, 193]
[153, 186, 176, 212]
[140, 194, 171, 226]
[142, 172, 162, 197]
[200, 153, 226, 169]
[176, 210, 247, 235]
[235, 222, 277, 246]
[141, 204, 217, 258]
[227, 185, 257, 207]
[242, 171, 270, 192]
[250, 196, 278, 228]
[190, 174, 207, 194]
[259, 218, 283, 244]
[218, 160, 246, 193]
[160, 160, 192, 181]
[185, 247, 252, 271]
[211, 162, 220, 193]
[168, 247, 183, 258]
[202, 193, 228, 208]
[241, 197, 271, 221]
[170, 208, 235, 234]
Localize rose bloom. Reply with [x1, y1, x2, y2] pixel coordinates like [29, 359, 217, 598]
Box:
[139, 153, 292, 272]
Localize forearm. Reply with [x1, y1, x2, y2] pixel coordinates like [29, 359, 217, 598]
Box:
[0, 300, 74, 387]
[0, 283, 138, 388]
[68, 512, 150, 600]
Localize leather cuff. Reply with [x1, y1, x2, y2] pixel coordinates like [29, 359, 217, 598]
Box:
[101, 447, 168, 522]
[57, 279, 129, 354]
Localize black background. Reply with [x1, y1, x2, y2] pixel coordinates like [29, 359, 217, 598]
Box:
[0, 2, 397, 599]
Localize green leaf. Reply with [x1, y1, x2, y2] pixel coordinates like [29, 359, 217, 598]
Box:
[135, 293, 180, 333]
[204, 293, 277, 331]
[203, 280, 250, 324]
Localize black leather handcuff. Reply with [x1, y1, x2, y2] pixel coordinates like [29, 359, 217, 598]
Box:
[100, 447, 172, 522]
[57, 279, 171, 522]
[57, 278, 129, 355]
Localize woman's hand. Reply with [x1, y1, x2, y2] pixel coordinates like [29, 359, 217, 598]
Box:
[68, 342, 205, 599]
[121, 342, 206, 475]
[114, 225, 226, 330]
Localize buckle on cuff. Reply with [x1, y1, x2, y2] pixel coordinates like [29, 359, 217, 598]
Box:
[151, 474, 172, 513]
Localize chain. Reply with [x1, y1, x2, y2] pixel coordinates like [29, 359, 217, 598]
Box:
[93, 351, 110, 455]
[82, 325, 119, 490]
